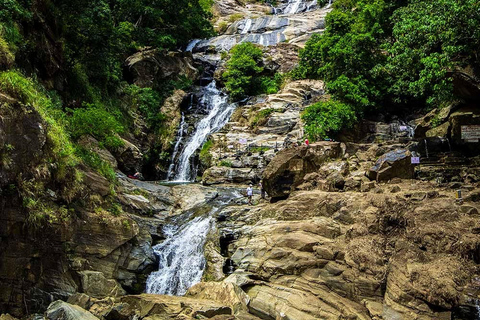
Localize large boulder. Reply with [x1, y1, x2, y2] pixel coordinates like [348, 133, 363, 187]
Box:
[78, 271, 126, 299]
[368, 149, 415, 182]
[262, 142, 343, 199]
[202, 167, 260, 185]
[45, 301, 99, 320]
[125, 49, 198, 88]
[111, 138, 143, 174]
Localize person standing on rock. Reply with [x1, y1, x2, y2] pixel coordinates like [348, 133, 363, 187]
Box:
[305, 138, 309, 147]
[247, 184, 254, 205]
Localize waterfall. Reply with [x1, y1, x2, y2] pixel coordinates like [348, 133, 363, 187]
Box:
[172, 81, 236, 182]
[283, 0, 302, 14]
[242, 19, 252, 34]
[186, 39, 201, 52]
[327, 0, 332, 8]
[166, 112, 187, 180]
[146, 215, 214, 295]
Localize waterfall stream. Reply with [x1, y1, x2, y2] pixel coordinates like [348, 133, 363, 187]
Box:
[171, 81, 236, 182]
[146, 215, 214, 295]
[166, 112, 186, 180]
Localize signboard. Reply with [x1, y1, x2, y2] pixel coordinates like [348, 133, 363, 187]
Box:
[239, 138, 248, 144]
[461, 125, 480, 143]
[411, 157, 420, 164]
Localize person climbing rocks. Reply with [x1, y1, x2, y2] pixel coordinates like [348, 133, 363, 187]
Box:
[259, 181, 266, 200]
[246, 184, 254, 205]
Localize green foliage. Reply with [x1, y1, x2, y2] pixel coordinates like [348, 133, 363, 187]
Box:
[223, 43, 282, 100]
[75, 147, 116, 182]
[0, 70, 78, 168]
[0, 34, 13, 67]
[108, 202, 123, 216]
[249, 108, 275, 128]
[124, 85, 164, 128]
[0, 0, 32, 50]
[223, 43, 264, 100]
[301, 100, 357, 141]
[297, 0, 480, 137]
[199, 140, 213, 168]
[250, 146, 270, 153]
[219, 160, 232, 167]
[69, 104, 124, 150]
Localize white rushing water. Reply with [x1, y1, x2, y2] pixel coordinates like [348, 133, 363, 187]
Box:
[172, 81, 236, 182]
[146, 215, 213, 295]
[166, 112, 187, 180]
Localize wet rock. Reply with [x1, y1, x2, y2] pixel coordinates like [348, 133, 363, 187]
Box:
[263, 142, 343, 199]
[78, 271, 126, 299]
[0, 315, 18, 320]
[368, 149, 415, 182]
[45, 301, 99, 320]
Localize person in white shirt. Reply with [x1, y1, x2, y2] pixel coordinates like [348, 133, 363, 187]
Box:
[246, 184, 253, 205]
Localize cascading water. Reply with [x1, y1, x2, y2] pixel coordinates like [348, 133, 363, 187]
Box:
[172, 81, 236, 182]
[283, 0, 303, 14]
[146, 215, 214, 295]
[166, 112, 187, 180]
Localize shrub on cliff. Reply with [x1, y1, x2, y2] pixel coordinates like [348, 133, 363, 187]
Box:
[223, 42, 281, 100]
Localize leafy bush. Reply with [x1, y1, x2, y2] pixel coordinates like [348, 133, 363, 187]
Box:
[301, 100, 357, 141]
[223, 42, 282, 100]
[69, 104, 124, 150]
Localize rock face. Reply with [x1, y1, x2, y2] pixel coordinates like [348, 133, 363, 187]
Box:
[0, 97, 47, 184]
[192, 7, 330, 52]
[368, 149, 415, 182]
[216, 182, 480, 320]
[125, 48, 198, 88]
[0, 95, 158, 317]
[203, 79, 325, 184]
[263, 142, 343, 199]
